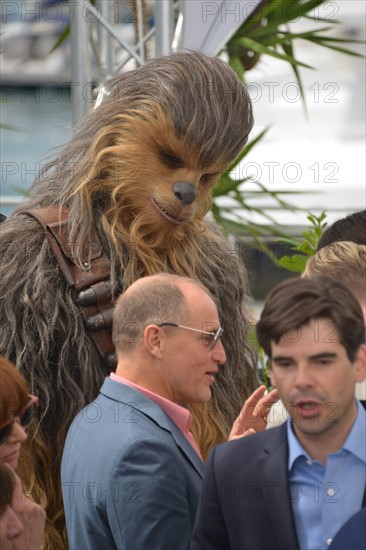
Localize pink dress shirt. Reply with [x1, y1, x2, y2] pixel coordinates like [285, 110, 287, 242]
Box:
[110, 373, 203, 459]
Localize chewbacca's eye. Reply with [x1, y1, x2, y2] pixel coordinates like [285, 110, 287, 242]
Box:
[160, 151, 185, 168]
[200, 173, 219, 186]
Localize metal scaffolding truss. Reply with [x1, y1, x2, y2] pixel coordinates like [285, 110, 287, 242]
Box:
[71, 0, 175, 120]
[71, 0, 260, 120]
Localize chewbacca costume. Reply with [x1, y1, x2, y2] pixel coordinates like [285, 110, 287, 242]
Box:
[0, 52, 258, 548]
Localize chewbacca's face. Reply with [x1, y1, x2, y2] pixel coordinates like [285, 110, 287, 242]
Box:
[83, 54, 253, 247]
[147, 147, 222, 227]
[104, 115, 227, 243]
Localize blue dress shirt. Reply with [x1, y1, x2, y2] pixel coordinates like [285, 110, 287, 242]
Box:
[287, 400, 366, 550]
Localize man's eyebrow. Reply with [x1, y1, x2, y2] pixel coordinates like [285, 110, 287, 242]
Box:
[272, 352, 338, 362]
[309, 352, 338, 360]
[202, 324, 219, 333]
[271, 355, 293, 362]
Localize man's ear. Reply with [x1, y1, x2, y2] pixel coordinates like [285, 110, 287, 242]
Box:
[144, 325, 164, 358]
[354, 344, 366, 383]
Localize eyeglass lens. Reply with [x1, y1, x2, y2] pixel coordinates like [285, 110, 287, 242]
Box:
[0, 400, 36, 445]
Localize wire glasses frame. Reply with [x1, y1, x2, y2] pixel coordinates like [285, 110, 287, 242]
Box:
[0, 394, 39, 445]
[158, 323, 224, 350]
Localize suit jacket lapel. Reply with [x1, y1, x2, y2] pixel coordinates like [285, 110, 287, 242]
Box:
[100, 377, 204, 478]
[168, 423, 205, 477]
[257, 425, 300, 550]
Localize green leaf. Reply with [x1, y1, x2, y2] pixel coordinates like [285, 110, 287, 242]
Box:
[265, 0, 331, 28]
[281, 38, 308, 114]
[262, 27, 334, 42]
[49, 24, 70, 53]
[279, 254, 308, 273]
[298, 242, 314, 255]
[303, 14, 339, 25]
[236, 37, 314, 69]
[277, 237, 301, 246]
[274, 211, 328, 273]
[240, 0, 326, 34]
[301, 35, 365, 45]
[229, 56, 245, 80]
[212, 175, 248, 198]
[304, 38, 364, 57]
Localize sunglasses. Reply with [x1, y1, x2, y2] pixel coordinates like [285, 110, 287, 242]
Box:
[0, 395, 38, 445]
[158, 323, 224, 350]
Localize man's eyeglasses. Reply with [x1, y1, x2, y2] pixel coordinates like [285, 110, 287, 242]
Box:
[0, 395, 39, 445]
[158, 323, 224, 350]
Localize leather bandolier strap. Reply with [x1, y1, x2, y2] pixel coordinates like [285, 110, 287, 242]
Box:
[20, 206, 117, 370]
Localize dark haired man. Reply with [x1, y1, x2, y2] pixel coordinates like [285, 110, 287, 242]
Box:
[191, 277, 366, 550]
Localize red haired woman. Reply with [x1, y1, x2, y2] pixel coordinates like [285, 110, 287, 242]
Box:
[0, 356, 37, 469]
[0, 356, 45, 548]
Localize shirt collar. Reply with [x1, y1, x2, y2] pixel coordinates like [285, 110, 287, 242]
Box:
[287, 419, 311, 470]
[287, 399, 366, 470]
[342, 400, 366, 463]
[110, 373, 192, 434]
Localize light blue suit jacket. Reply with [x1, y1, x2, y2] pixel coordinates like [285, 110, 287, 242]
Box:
[61, 378, 204, 550]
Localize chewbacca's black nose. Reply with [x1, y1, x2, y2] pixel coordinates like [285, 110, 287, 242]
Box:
[173, 182, 196, 206]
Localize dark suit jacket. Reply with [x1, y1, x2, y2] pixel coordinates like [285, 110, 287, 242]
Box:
[330, 507, 366, 550]
[191, 423, 366, 550]
[61, 378, 204, 550]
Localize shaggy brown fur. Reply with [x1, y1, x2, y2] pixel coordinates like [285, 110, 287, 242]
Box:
[0, 52, 257, 549]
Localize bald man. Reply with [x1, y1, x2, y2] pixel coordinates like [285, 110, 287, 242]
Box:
[62, 274, 273, 549]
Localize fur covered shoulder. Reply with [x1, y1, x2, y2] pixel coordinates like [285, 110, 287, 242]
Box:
[0, 213, 69, 328]
[1, 214, 83, 378]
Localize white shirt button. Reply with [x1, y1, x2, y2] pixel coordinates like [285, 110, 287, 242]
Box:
[326, 538, 333, 546]
[306, 460, 312, 466]
[327, 486, 336, 497]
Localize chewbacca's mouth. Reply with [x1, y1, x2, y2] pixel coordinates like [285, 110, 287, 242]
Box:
[150, 197, 185, 225]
